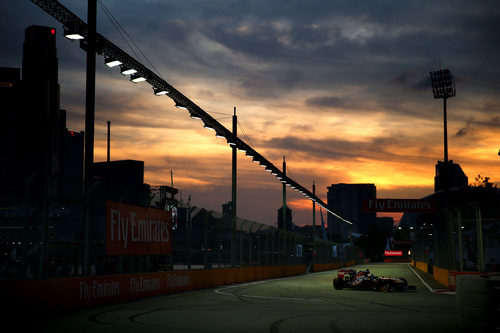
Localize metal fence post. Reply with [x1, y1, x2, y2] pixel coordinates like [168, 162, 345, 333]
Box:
[457, 208, 464, 272]
[471, 203, 484, 272]
[204, 211, 211, 269]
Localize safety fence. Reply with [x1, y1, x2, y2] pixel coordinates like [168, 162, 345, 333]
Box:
[409, 192, 500, 288]
[0, 200, 363, 281]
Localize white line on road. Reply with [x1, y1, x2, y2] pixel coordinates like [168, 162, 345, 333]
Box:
[214, 279, 325, 302]
[407, 264, 455, 295]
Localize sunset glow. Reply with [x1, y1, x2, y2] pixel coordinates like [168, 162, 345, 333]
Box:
[2, 0, 499, 226]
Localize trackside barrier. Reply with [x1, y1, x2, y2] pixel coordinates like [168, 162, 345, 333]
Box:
[432, 265, 450, 288]
[344, 260, 356, 267]
[448, 271, 488, 291]
[0, 264, 305, 310]
[415, 261, 429, 273]
[456, 274, 500, 330]
[311, 260, 362, 273]
[312, 262, 341, 272]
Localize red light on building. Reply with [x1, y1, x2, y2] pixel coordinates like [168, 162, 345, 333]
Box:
[50, 28, 55, 35]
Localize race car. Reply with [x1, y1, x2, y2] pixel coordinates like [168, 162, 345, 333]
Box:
[333, 268, 416, 292]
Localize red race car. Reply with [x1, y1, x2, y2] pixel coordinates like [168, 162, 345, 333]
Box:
[333, 269, 416, 292]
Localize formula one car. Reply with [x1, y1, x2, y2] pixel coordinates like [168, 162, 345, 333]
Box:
[333, 269, 416, 292]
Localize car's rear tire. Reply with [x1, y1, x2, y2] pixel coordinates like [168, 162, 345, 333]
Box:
[333, 278, 344, 290]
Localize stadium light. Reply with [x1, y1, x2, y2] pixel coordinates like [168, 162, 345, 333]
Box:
[430, 69, 456, 99]
[154, 87, 168, 96]
[130, 74, 146, 83]
[120, 66, 137, 75]
[105, 57, 122, 67]
[430, 68, 456, 163]
[64, 28, 84, 40]
[175, 102, 187, 110]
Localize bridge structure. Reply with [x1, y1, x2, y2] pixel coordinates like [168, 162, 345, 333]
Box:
[29, 0, 352, 226]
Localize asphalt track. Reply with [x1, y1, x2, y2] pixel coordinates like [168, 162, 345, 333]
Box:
[34, 263, 463, 332]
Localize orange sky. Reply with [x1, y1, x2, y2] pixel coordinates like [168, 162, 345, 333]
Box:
[86, 73, 499, 226]
[4, 0, 499, 227]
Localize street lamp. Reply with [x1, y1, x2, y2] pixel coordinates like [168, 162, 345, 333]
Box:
[430, 68, 456, 162]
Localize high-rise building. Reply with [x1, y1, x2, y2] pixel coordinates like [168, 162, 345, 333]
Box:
[1, 25, 66, 203]
[0, 67, 23, 202]
[23, 25, 64, 199]
[327, 183, 377, 240]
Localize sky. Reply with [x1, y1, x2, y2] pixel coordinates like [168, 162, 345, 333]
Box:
[1, 0, 499, 227]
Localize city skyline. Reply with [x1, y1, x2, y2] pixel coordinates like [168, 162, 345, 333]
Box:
[1, 0, 499, 226]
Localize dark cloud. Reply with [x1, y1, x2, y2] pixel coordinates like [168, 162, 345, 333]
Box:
[388, 70, 432, 92]
[262, 134, 436, 165]
[306, 96, 346, 108]
[3, 0, 500, 223]
[455, 117, 475, 137]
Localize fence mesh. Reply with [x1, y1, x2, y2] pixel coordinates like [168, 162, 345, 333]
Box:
[0, 198, 362, 280]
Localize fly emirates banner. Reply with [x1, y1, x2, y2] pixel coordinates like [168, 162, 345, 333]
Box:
[106, 201, 172, 255]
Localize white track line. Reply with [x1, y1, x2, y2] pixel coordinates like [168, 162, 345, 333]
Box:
[214, 278, 325, 302]
[407, 264, 455, 295]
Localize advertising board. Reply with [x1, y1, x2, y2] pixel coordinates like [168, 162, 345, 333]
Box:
[362, 199, 436, 212]
[384, 250, 403, 256]
[106, 201, 172, 255]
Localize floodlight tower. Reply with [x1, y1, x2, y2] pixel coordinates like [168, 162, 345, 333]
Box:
[430, 68, 456, 162]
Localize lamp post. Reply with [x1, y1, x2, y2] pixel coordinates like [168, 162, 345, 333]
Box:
[83, 0, 97, 277]
[430, 68, 456, 162]
[231, 107, 237, 268]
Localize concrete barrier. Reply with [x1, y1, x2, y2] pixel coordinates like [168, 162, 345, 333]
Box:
[0, 264, 306, 310]
[311, 262, 341, 272]
[415, 261, 428, 273]
[432, 265, 449, 288]
[455, 274, 500, 330]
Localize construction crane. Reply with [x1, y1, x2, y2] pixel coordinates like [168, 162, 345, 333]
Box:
[29, 0, 351, 225]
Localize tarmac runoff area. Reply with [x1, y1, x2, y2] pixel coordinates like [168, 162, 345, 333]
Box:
[31, 262, 465, 332]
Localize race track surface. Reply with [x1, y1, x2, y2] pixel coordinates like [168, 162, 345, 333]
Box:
[34, 263, 461, 332]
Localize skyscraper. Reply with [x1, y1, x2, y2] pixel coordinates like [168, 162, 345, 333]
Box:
[327, 183, 377, 241]
[22, 25, 64, 199]
[0, 25, 69, 204]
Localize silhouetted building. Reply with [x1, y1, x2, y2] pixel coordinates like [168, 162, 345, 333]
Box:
[0, 67, 23, 202]
[327, 183, 377, 241]
[0, 26, 67, 204]
[278, 206, 292, 231]
[23, 25, 65, 198]
[92, 160, 149, 206]
[60, 129, 84, 200]
[222, 201, 232, 216]
[434, 160, 468, 192]
[377, 216, 395, 236]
